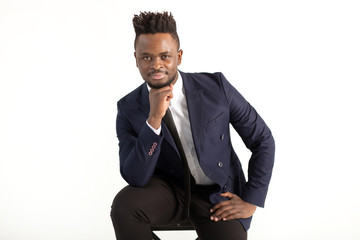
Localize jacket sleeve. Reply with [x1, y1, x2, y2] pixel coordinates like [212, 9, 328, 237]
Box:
[116, 101, 164, 187]
[220, 73, 275, 207]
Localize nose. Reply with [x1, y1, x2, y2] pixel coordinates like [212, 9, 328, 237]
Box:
[150, 57, 163, 70]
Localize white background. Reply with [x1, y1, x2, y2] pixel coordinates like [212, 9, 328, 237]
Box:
[1, 0, 359, 239]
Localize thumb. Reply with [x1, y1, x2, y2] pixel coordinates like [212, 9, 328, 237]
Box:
[220, 192, 234, 199]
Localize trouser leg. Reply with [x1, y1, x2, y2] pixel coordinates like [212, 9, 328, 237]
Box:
[110, 177, 184, 240]
[190, 185, 247, 240]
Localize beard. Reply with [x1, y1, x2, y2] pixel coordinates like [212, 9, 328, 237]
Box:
[147, 71, 178, 89]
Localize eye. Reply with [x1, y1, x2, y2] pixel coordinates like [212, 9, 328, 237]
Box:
[143, 56, 151, 61]
[161, 55, 170, 60]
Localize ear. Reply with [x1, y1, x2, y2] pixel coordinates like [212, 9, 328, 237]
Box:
[134, 52, 138, 67]
[177, 49, 183, 66]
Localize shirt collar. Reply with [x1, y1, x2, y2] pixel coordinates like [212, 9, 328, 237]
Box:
[171, 71, 183, 105]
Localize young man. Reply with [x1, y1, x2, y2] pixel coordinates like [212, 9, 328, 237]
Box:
[111, 11, 275, 240]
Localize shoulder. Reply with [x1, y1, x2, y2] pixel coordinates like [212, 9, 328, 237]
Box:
[180, 71, 224, 81]
[180, 71, 230, 91]
[117, 83, 146, 108]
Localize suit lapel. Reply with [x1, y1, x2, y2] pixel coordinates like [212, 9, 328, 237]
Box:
[181, 72, 203, 153]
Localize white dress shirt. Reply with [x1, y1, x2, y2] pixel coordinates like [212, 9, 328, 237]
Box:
[146, 72, 215, 185]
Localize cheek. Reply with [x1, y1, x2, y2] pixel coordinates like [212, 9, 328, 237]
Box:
[166, 61, 177, 70]
[137, 63, 148, 73]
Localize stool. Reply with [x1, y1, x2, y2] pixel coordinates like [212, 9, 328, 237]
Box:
[151, 221, 198, 240]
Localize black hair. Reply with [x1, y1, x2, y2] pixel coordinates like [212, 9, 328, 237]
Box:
[133, 11, 180, 49]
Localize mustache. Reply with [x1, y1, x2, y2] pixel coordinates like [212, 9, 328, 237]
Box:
[148, 70, 167, 75]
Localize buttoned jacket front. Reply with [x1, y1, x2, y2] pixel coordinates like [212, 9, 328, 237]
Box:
[116, 71, 275, 230]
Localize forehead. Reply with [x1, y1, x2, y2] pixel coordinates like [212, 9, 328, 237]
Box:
[135, 33, 178, 53]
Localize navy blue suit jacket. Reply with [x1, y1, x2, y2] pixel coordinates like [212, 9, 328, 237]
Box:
[116, 71, 275, 230]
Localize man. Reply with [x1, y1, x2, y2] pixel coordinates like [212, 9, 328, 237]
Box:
[111, 11, 275, 240]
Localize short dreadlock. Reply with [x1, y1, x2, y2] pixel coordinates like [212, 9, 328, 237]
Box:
[133, 11, 180, 50]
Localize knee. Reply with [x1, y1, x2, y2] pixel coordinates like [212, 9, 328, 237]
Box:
[110, 186, 149, 224]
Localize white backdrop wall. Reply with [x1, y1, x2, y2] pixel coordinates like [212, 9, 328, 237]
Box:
[1, 0, 359, 239]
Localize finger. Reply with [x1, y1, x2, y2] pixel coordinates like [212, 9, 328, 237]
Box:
[210, 192, 238, 213]
[217, 208, 240, 221]
[213, 203, 253, 221]
[211, 205, 234, 221]
[220, 192, 235, 199]
[211, 200, 239, 221]
[166, 91, 173, 101]
[210, 199, 231, 213]
[151, 88, 172, 101]
[222, 211, 242, 221]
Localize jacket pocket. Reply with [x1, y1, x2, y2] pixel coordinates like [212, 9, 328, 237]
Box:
[203, 112, 224, 130]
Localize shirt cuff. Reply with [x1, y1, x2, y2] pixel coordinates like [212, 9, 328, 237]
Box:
[146, 120, 161, 135]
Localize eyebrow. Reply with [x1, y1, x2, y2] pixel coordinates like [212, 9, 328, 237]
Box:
[140, 51, 172, 56]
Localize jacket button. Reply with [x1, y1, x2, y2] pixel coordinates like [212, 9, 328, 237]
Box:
[220, 134, 224, 140]
[217, 162, 223, 167]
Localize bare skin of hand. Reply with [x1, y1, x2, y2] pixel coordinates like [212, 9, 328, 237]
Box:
[147, 84, 173, 129]
[210, 192, 257, 222]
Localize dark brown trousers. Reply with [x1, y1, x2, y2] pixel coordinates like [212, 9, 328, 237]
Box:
[110, 177, 247, 240]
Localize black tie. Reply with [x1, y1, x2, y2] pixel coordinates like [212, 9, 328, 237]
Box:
[163, 108, 191, 219]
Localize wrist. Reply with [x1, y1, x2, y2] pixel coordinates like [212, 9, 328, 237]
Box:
[147, 116, 162, 130]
